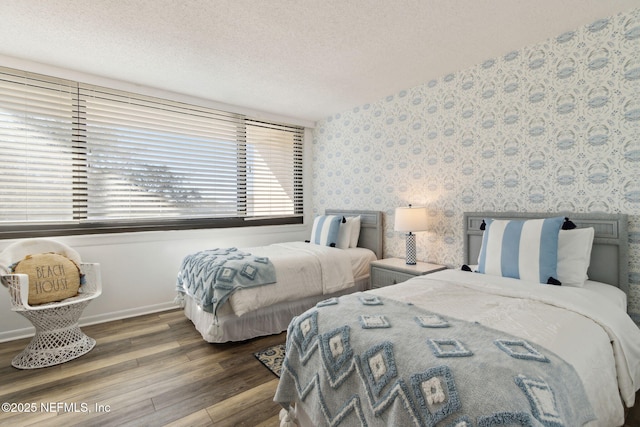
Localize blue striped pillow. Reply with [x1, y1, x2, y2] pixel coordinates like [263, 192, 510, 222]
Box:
[310, 215, 342, 247]
[477, 216, 564, 284]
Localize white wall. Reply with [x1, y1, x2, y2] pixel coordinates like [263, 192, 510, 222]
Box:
[0, 223, 309, 341]
[0, 58, 316, 342]
[311, 8, 640, 319]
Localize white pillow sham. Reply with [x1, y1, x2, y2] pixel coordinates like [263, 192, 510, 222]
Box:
[335, 215, 362, 249]
[349, 215, 361, 248]
[557, 227, 595, 287]
[336, 217, 351, 249]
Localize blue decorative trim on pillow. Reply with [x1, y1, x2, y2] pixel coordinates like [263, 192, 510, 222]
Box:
[310, 215, 342, 246]
[515, 375, 562, 427]
[495, 339, 550, 363]
[415, 314, 450, 328]
[477, 216, 564, 284]
[359, 315, 391, 328]
[359, 295, 383, 305]
[411, 365, 462, 426]
[427, 339, 473, 357]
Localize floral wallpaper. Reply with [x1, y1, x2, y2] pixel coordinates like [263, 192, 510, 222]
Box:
[311, 8, 640, 319]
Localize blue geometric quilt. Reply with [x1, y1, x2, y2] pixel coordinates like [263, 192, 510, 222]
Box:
[274, 293, 595, 427]
[175, 247, 276, 316]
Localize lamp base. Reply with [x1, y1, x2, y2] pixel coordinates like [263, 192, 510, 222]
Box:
[405, 233, 416, 265]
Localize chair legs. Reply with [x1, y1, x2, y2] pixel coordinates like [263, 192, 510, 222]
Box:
[12, 301, 96, 369]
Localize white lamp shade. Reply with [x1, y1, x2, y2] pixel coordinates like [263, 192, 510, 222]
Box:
[394, 206, 428, 232]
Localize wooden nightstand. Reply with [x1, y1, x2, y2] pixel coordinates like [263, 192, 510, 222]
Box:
[370, 258, 446, 289]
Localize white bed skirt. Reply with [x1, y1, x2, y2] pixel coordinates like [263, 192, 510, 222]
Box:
[183, 275, 370, 343]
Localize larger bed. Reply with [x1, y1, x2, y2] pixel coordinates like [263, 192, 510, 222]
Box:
[275, 212, 640, 427]
[177, 209, 383, 343]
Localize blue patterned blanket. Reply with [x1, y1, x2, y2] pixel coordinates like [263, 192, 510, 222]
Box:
[275, 293, 595, 427]
[175, 247, 276, 316]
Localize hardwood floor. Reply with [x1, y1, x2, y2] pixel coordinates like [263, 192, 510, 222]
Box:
[1, 309, 639, 426]
[625, 391, 640, 427]
[0, 309, 286, 426]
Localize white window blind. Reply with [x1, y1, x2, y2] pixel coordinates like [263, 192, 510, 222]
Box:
[0, 67, 304, 237]
[246, 120, 304, 217]
[0, 69, 78, 223]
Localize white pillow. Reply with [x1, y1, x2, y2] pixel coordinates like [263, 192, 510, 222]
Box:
[334, 215, 363, 249]
[349, 215, 361, 248]
[557, 227, 595, 287]
[336, 217, 351, 249]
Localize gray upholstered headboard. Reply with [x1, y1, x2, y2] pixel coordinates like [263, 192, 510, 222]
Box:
[325, 209, 383, 259]
[463, 212, 629, 294]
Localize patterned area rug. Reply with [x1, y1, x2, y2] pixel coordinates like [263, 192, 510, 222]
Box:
[254, 343, 285, 378]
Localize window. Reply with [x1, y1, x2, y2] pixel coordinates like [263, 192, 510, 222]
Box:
[0, 67, 303, 238]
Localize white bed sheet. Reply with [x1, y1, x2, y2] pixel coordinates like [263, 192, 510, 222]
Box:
[227, 243, 376, 316]
[582, 280, 628, 311]
[369, 269, 640, 427]
[466, 265, 629, 311]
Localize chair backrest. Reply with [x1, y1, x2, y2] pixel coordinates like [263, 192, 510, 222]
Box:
[0, 239, 82, 277]
[1, 239, 100, 309]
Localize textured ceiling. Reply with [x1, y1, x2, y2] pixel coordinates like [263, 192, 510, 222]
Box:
[0, 0, 638, 123]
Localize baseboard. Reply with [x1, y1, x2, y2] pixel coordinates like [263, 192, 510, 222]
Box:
[0, 301, 179, 343]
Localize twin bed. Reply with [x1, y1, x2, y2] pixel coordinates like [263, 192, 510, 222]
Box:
[177, 209, 383, 343]
[273, 212, 640, 427]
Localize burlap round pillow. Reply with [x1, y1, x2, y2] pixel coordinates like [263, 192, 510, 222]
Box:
[13, 253, 81, 305]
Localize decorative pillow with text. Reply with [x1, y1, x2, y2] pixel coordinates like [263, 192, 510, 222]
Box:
[12, 252, 81, 305]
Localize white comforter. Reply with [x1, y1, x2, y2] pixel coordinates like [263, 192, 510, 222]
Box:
[227, 242, 357, 316]
[370, 269, 640, 427]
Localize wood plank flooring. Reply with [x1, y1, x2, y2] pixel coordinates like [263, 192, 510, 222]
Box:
[0, 308, 638, 426]
[0, 309, 285, 426]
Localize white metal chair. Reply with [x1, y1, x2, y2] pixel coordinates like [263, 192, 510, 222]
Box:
[0, 239, 102, 369]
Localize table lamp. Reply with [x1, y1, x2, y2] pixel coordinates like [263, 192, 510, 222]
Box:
[394, 205, 428, 265]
